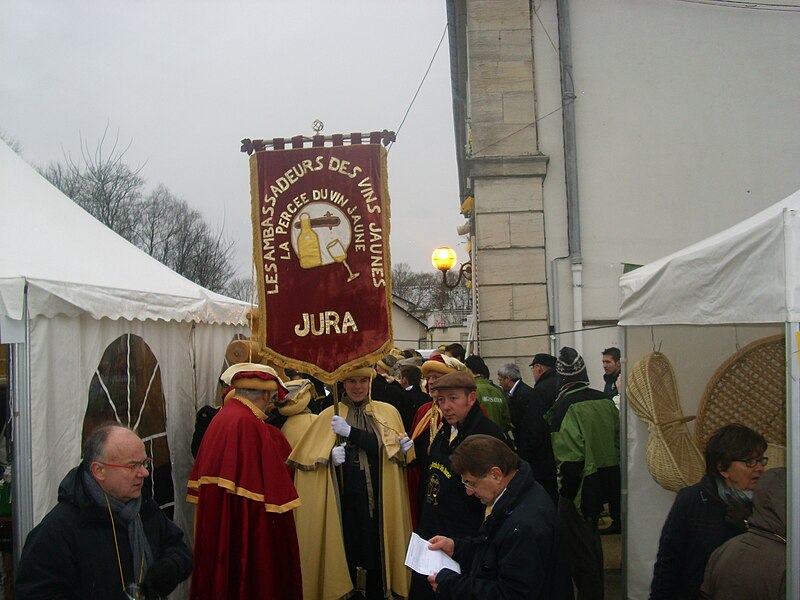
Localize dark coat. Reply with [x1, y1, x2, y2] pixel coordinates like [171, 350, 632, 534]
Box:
[190, 404, 219, 458]
[517, 369, 559, 503]
[435, 460, 573, 600]
[508, 379, 536, 434]
[416, 402, 508, 541]
[531, 368, 559, 415]
[400, 385, 431, 433]
[603, 372, 619, 398]
[700, 468, 786, 600]
[650, 475, 749, 600]
[16, 465, 192, 600]
[371, 375, 406, 417]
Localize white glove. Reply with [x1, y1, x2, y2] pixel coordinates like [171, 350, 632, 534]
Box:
[331, 415, 352, 438]
[398, 435, 413, 454]
[331, 443, 346, 466]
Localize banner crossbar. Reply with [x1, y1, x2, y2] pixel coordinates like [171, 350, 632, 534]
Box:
[241, 131, 396, 155]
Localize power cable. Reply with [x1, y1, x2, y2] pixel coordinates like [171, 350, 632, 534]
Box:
[670, 0, 800, 11]
[392, 323, 619, 345]
[388, 23, 449, 152]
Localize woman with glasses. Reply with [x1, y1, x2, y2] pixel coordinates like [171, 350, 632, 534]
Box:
[649, 423, 768, 600]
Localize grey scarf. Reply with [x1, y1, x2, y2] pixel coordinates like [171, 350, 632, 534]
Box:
[82, 470, 153, 586]
[715, 477, 754, 505]
[342, 397, 383, 517]
[715, 477, 753, 531]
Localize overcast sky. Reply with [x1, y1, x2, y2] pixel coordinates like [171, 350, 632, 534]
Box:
[1, 0, 465, 276]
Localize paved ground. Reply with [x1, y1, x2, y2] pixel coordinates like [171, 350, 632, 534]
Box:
[605, 567, 622, 599]
[601, 517, 622, 598]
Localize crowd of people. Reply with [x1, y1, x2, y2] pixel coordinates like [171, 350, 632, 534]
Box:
[13, 342, 786, 600]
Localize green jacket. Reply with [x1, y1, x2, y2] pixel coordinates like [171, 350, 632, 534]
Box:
[546, 384, 620, 519]
[474, 377, 512, 433]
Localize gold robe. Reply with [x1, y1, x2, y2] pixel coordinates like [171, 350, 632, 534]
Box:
[288, 400, 413, 600]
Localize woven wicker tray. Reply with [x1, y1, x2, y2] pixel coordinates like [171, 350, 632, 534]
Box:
[695, 334, 785, 467]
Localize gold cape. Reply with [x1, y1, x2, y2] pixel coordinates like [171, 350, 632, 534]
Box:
[288, 401, 413, 600]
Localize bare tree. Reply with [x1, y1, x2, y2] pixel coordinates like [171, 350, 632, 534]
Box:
[133, 185, 235, 292]
[41, 128, 145, 241]
[392, 262, 471, 314]
[0, 129, 23, 154]
[39, 130, 238, 295]
[135, 184, 178, 262]
[223, 277, 254, 303]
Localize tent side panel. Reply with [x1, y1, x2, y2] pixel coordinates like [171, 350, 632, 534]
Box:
[623, 324, 782, 599]
[25, 315, 243, 542]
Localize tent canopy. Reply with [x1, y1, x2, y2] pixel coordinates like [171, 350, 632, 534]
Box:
[619, 188, 800, 326]
[0, 140, 247, 324]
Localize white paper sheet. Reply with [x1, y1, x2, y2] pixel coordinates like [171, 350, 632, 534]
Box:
[404, 532, 462, 576]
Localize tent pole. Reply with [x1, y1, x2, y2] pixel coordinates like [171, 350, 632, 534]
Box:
[786, 322, 799, 600]
[11, 288, 34, 564]
[620, 328, 629, 598]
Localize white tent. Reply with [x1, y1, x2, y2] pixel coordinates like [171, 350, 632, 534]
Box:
[618, 190, 799, 599]
[0, 140, 248, 555]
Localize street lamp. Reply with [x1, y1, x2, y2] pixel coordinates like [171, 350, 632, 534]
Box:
[432, 247, 471, 289]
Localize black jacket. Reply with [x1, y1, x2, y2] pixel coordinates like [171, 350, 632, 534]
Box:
[416, 402, 507, 541]
[190, 404, 220, 458]
[435, 460, 573, 600]
[517, 369, 559, 503]
[371, 375, 406, 418]
[603, 371, 619, 397]
[401, 385, 431, 433]
[16, 465, 192, 600]
[650, 475, 749, 600]
[508, 380, 535, 434]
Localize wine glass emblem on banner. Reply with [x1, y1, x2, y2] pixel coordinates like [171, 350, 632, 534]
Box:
[290, 204, 360, 282]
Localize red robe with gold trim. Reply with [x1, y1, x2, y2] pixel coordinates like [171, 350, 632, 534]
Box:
[187, 396, 302, 599]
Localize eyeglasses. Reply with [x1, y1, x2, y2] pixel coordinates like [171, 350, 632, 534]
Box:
[461, 473, 489, 490]
[96, 458, 153, 471]
[732, 456, 769, 469]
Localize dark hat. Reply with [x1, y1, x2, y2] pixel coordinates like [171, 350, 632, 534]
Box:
[556, 347, 589, 384]
[429, 370, 477, 391]
[529, 353, 556, 368]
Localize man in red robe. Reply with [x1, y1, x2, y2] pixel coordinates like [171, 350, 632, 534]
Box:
[187, 363, 302, 599]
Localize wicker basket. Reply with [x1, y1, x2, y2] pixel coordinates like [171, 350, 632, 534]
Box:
[627, 352, 705, 492]
[695, 334, 785, 455]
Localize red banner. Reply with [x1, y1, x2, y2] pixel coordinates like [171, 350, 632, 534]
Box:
[249, 144, 393, 383]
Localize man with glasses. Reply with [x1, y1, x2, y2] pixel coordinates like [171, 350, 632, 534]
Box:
[425, 435, 573, 599]
[16, 423, 192, 599]
[408, 370, 507, 600]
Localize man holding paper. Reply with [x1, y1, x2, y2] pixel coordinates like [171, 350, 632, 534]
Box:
[426, 435, 573, 599]
[409, 370, 507, 599]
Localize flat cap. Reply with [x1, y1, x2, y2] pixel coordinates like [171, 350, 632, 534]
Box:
[429, 370, 477, 391]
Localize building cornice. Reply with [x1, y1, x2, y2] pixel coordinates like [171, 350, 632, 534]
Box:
[467, 154, 549, 178]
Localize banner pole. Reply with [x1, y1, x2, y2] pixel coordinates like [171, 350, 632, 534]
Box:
[332, 384, 344, 494]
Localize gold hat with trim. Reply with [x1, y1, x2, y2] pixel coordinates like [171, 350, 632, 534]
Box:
[220, 362, 288, 400]
[341, 366, 375, 381]
[421, 353, 466, 378]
